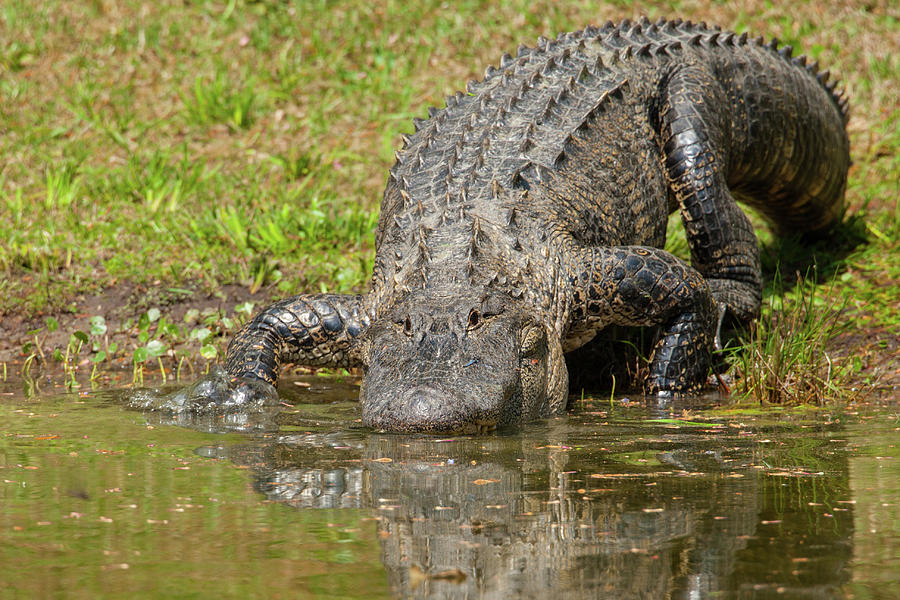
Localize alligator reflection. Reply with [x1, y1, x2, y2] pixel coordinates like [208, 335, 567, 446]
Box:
[184, 404, 853, 599]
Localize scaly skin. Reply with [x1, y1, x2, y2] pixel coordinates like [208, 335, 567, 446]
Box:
[223, 18, 850, 433]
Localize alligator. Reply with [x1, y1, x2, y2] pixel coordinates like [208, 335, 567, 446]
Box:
[222, 17, 850, 433]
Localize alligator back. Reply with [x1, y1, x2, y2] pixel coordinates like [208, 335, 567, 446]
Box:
[374, 17, 849, 296]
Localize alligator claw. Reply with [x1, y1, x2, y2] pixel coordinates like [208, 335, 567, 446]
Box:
[714, 302, 729, 352]
[126, 366, 280, 414]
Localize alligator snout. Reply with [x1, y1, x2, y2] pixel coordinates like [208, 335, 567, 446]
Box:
[361, 382, 508, 434]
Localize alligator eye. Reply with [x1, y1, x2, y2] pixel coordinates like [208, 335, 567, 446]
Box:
[403, 316, 412, 335]
[466, 309, 482, 331]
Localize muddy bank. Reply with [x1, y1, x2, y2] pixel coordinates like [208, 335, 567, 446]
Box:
[0, 282, 277, 387]
[1, 282, 896, 399]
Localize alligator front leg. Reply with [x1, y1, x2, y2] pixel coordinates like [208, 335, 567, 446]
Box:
[660, 66, 763, 323]
[225, 294, 372, 386]
[571, 246, 717, 394]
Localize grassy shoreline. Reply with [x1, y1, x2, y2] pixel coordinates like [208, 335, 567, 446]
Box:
[1, 1, 897, 400]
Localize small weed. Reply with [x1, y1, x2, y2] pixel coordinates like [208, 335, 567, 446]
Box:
[268, 150, 321, 181]
[62, 331, 89, 389]
[2, 185, 26, 227]
[182, 68, 260, 131]
[131, 309, 169, 385]
[0, 40, 37, 72]
[44, 163, 82, 209]
[23, 317, 59, 364]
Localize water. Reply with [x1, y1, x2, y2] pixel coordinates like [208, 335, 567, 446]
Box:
[1, 378, 897, 599]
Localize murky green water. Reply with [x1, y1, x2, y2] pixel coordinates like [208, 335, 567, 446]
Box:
[1, 378, 897, 599]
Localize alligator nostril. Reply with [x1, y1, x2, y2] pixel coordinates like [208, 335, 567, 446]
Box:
[467, 309, 481, 330]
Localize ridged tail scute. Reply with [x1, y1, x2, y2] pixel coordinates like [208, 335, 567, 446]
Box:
[760, 35, 850, 125]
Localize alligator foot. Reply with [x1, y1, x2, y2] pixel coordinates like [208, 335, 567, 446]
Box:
[574, 245, 717, 394]
[126, 365, 279, 414]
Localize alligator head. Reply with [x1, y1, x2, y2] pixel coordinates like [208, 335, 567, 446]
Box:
[357, 291, 567, 433]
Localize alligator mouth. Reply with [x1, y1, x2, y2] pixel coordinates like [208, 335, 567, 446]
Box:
[474, 421, 498, 435]
[364, 416, 500, 435]
[437, 420, 498, 436]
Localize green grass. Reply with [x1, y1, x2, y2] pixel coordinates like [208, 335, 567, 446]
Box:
[725, 274, 853, 405]
[182, 67, 261, 131]
[0, 0, 898, 398]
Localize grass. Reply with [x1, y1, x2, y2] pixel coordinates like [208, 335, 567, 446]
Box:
[0, 0, 897, 400]
[725, 274, 853, 405]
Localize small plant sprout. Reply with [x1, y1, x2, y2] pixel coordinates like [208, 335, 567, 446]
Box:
[64, 331, 89, 389]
